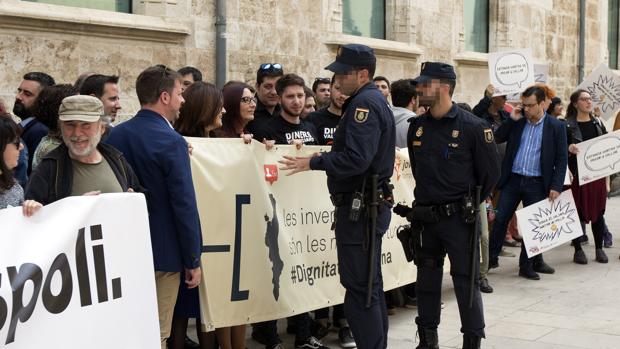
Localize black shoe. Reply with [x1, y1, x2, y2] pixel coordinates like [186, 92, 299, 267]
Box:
[595, 248, 609, 263]
[338, 327, 356, 348]
[533, 261, 555, 274]
[310, 320, 329, 340]
[519, 269, 540, 280]
[416, 327, 439, 349]
[488, 259, 499, 269]
[573, 250, 588, 264]
[479, 278, 493, 293]
[295, 336, 329, 349]
[462, 334, 481, 349]
[183, 335, 200, 349]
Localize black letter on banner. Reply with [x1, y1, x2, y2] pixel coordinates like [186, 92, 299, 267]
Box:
[90, 225, 109, 303]
[6, 263, 43, 344]
[75, 227, 92, 306]
[231, 195, 250, 301]
[42, 253, 73, 314]
[0, 274, 7, 331]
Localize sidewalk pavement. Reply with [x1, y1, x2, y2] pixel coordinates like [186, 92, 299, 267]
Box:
[238, 197, 620, 349]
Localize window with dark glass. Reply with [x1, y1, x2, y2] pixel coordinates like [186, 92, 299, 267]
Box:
[609, 0, 619, 69]
[464, 0, 489, 53]
[23, 0, 131, 13]
[342, 0, 385, 39]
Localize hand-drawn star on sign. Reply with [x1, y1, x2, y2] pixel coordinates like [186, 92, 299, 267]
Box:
[586, 75, 620, 114]
[528, 200, 577, 243]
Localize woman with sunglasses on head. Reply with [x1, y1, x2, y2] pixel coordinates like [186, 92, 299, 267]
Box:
[169, 81, 226, 349]
[0, 115, 42, 216]
[565, 89, 609, 264]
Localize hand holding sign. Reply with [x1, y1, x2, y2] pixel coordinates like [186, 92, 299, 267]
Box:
[576, 130, 620, 185]
[488, 49, 535, 96]
[576, 64, 620, 120]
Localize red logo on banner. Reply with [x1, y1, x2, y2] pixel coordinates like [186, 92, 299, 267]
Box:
[264, 164, 278, 185]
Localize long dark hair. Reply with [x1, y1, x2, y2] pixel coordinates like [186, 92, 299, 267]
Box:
[176, 81, 223, 137]
[0, 116, 21, 191]
[565, 89, 589, 120]
[35, 84, 78, 139]
[215, 82, 255, 137]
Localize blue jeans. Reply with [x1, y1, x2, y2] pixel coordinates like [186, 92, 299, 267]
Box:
[489, 174, 547, 270]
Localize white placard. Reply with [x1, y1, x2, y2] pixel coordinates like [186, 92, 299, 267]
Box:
[489, 48, 535, 97]
[0, 194, 159, 348]
[516, 190, 583, 258]
[577, 63, 620, 120]
[576, 130, 620, 185]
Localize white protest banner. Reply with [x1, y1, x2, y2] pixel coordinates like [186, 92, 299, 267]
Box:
[576, 129, 620, 185]
[0, 194, 159, 349]
[516, 190, 583, 258]
[188, 138, 417, 329]
[488, 48, 535, 96]
[577, 63, 620, 120]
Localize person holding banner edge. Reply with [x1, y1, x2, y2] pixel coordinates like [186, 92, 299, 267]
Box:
[488, 86, 568, 280]
[565, 89, 610, 264]
[279, 44, 395, 349]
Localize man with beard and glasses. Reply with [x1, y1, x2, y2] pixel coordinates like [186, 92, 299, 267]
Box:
[14, 72, 55, 174]
[25, 95, 140, 205]
[306, 76, 349, 146]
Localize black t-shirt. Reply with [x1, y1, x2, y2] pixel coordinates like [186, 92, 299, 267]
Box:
[254, 113, 318, 145]
[577, 120, 598, 141]
[306, 108, 341, 145]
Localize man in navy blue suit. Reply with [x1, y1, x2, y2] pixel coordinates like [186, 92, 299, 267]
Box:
[489, 86, 568, 280]
[106, 65, 202, 349]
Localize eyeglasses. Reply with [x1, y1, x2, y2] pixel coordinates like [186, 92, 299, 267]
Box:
[259, 63, 283, 74]
[314, 77, 331, 84]
[241, 96, 258, 104]
[579, 97, 592, 102]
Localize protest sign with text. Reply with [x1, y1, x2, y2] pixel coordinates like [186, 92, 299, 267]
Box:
[577, 64, 620, 120]
[188, 138, 418, 330]
[516, 190, 583, 258]
[576, 129, 620, 185]
[0, 194, 159, 348]
[488, 48, 535, 96]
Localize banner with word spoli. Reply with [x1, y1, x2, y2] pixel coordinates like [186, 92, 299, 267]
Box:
[0, 194, 159, 348]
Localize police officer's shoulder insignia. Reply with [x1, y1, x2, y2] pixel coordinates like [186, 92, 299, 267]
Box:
[354, 108, 369, 123]
[484, 128, 494, 143]
[416, 126, 423, 137]
[452, 130, 459, 138]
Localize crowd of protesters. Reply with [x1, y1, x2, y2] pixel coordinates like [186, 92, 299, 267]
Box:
[1, 59, 619, 349]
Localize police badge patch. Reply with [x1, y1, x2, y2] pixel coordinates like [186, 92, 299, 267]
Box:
[416, 127, 423, 137]
[484, 128, 494, 143]
[452, 130, 459, 138]
[354, 108, 369, 123]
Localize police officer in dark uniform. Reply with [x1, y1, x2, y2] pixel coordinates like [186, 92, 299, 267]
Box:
[406, 63, 500, 349]
[279, 44, 395, 349]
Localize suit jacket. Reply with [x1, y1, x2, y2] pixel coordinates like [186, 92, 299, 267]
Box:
[106, 109, 202, 272]
[494, 113, 567, 194]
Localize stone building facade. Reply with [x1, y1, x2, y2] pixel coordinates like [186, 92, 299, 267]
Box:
[0, 0, 613, 119]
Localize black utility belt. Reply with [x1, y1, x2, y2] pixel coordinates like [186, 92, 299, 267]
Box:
[330, 190, 387, 207]
[410, 202, 461, 223]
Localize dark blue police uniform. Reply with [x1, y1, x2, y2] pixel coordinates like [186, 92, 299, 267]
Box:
[406, 63, 500, 349]
[309, 44, 395, 349]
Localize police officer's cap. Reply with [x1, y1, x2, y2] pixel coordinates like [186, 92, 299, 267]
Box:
[325, 44, 376, 74]
[413, 62, 457, 84]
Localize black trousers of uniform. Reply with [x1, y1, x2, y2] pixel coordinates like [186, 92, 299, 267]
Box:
[334, 202, 392, 349]
[415, 213, 485, 338]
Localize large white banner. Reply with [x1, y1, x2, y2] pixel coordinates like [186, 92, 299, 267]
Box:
[188, 138, 417, 330]
[488, 48, 535, 96]
[577, 63, 620, 121]
[516, 190, 583, 258]
[0, 194, 159, 349]
[576, 130, 620, 185]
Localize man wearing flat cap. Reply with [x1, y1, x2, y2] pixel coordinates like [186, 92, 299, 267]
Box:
[26, 95, 140, 204]
[404, 62, 500, 349]
[281, 44, 395, 349]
